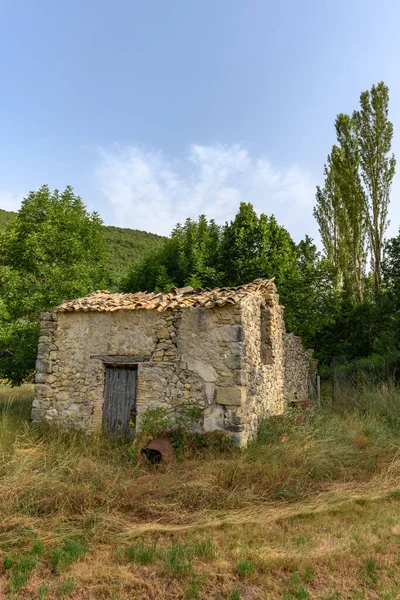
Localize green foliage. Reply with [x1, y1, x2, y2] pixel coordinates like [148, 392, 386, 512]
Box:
[126, 541, 158, 564]
[0, 209, 165, 289]
[190, 537, 218, 560]
[227, 590, 241, 600]
[220, 203, 296, 287]
[0, 186, 108, 384]
[50, 538, 87, 572]
[9, 569, 29, 591]
[59, 577, 76, 596]
[164, 542, 193, 579]
[104, 225, 165, 287]
[180, 403, 203, 426]
[236, 558, 255, 578]
[31, 539, 45, 555]
[169, 428, 236, 458]
[315, 81, 395, 305]
[0, 208, 16, 231]
[38, 583, 48, 599]
[187, 575, 202, 599]
[364, 558, 377, 584]
[314, 115, 367, 304]
[7, 554, 37, 592]
[311, 81, 397, 362]
[125, 203, 337, 349]
[0, 320, 40, 385]
[383, 230, 400, 302]
[140, 406, 173, 438]
[125, 214, 223, 292]
[354, 82, 396, 300]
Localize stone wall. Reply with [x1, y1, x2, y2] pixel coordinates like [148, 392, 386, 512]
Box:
[284, 332, 314, 403]
[32, 286, 312, 446]
[239, 288, 286, 445]
[33, 304, 250, 443]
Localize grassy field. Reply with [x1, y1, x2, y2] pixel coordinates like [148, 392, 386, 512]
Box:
[0, 385, 399, 599]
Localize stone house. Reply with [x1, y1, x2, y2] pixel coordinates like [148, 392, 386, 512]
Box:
[32, 279, 313, 446]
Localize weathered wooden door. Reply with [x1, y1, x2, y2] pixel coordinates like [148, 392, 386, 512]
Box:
[102, 366, 137, 435]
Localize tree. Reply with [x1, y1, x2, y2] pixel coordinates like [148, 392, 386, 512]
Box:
[314, 161, 341, 281]
[332, 114, 368, 302]
[383, 230, 400, 305]
[353, 82, 396, 301]
[282, 236, 340, 343]
[124, 215, 223, 293]
[0, 185, 108, 384]
[314, 114, 367, 304]
[219, 202, 297, 287]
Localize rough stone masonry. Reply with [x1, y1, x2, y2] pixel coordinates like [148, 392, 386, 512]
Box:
[32, 279, 314, 446]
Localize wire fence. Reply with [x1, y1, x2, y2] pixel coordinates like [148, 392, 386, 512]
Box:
[327, 355, 400, 407]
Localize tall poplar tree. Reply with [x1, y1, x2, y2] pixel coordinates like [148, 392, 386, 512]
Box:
[332, 114, 367, 303]
[314, 114, 367, 303]
[353, 82, 396, 300]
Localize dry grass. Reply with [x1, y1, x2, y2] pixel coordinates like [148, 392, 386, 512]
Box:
[0, 383, 399, 599]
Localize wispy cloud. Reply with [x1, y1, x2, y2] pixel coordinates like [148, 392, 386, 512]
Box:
[96, 143, 318, 240]
[0, 191, 23, 213]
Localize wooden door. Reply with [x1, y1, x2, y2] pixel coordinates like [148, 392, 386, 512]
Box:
[102, 366, 137, 435]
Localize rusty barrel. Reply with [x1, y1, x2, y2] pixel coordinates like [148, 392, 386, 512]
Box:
[140, 436, 174, 464]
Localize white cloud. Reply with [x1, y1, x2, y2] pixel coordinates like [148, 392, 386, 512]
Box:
[97, 143, 318, 240]
[0, 191, 23, 213]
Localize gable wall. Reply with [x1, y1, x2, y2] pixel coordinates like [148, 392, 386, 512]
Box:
[33, 304, 249, 438]
[239, 291, 286, 445]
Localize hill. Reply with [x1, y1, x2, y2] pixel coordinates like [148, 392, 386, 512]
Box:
[0, 209, 16, 231]
[103, 225, 165, 285]
[0, 209, 165, 285]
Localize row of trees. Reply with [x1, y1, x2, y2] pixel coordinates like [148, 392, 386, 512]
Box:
[314, 82, 395, 303]
[124, 202, 336, 342]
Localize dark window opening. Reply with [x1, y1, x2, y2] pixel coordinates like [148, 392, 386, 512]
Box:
[260, 304, 273, 365]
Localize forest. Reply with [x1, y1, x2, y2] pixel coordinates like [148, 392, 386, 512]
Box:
[0, 81, 399, 386]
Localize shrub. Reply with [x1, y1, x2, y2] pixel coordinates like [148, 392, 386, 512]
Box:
[140, 407, 173, 439]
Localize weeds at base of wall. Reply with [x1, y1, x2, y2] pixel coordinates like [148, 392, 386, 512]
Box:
[137, 404, 236, 460]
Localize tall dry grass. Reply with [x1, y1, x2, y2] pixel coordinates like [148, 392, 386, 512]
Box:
[0, 383, 399, 598]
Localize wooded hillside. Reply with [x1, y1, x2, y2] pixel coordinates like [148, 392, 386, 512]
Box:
[0, 209, 165, 284]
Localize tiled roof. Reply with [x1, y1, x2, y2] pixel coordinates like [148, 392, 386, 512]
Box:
[56, 278, 275, 313]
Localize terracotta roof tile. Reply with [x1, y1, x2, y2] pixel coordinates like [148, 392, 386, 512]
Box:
[56, 278, 276, 313]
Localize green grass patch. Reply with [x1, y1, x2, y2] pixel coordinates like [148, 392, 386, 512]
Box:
[59, 577, 76, 596]
[126, 541, 158, 565]
[50, 538, 87, 572]
[236, 557, 255, 578]
[164, 542, 193, 579]
[38, 583, 48, 599]
[227, 589, 241, 600]
[191, 537, 218, 560]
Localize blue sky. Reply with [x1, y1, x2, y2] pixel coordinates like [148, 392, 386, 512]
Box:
[1, 0, 400, 241]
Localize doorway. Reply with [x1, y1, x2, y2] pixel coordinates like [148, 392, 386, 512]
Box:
[102, 365, 137, 436]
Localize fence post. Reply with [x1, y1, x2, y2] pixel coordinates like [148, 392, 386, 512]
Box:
[331, 356, 336, 408]
[316, 374, 321, 407]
